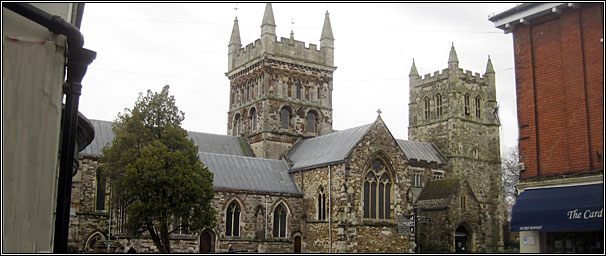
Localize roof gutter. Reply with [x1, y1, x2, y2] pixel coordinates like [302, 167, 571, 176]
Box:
[3, 3, 96, 253]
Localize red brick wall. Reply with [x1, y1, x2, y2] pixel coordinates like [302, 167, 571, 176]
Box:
[513, 3, 603, 181]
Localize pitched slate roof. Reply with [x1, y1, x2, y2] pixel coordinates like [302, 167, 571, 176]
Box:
[415, 178, 458, 209]
[287, 123, 374, 171]
[396, 139, 446, 164]
[80, 119, 253, 157]
[198, 152, 300, 194]
[80, 119, 115, 157]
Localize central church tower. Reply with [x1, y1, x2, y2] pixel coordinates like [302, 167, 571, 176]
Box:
[226, 3, 336, 159]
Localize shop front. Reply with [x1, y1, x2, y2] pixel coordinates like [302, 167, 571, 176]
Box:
[511, 183, 604, 253]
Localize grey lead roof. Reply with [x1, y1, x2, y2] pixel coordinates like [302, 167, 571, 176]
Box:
[198, 152, 301, 194]
[287, 123, 373, 171]
[80, 119, 253, 157]
[396, 139, 446, 164]
[80, 119, 115, 157]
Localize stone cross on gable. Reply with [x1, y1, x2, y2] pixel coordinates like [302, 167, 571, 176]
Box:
[377, 109, 382, 117]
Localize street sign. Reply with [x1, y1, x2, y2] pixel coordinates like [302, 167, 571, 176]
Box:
[416, 216, 432, 223]
[397, 226, 414, 234]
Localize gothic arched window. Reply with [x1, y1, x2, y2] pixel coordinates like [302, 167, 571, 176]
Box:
[307, 111, 317, 133]
[95, 170, 106, 211]
[233, 114, 241, 136]
[280, 108, 290, 129]
[317, 186, 326, 220]
[225, 201, 241, 236]
[363, 158, 392, 219]
[464, 93, 471, 116]
[273, 203, 287, 238]
[475, 96, 482, 119]
[249, 108, 257, 131]
[436, 93, 443, 117]
[295, 79, 301, 99]
[423, 97, 430, 120]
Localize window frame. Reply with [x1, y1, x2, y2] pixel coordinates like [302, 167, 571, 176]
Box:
[225, 200, 242, 237]
[362, 158, 393, 220]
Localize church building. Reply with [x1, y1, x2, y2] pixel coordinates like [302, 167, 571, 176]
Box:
[68, 3, 503, 253]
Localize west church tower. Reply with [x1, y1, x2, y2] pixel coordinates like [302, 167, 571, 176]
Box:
[408, 45, 504, 252]
[226, 3, 336, 159]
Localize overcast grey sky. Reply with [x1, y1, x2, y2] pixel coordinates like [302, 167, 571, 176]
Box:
[78, 2, 519, 156]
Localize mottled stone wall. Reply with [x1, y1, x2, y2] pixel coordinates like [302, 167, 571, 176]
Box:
[409, 61, 503, 251]
[418, 180, 483, 253]
[294, 119, 416, 253]
[211, 190, 304, 253]
[69, 157, 109, 252]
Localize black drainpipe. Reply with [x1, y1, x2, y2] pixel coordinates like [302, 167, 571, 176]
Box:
[3, 3, 96, 253]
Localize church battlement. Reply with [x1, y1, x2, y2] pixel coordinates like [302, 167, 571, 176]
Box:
[230, 36, 330, 72]
[416, 68, 490, 86]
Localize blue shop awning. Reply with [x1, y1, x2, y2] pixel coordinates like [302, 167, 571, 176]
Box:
[511, 183, 604, 232]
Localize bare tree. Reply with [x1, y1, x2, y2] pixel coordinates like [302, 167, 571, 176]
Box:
[501, 146, 520, 220]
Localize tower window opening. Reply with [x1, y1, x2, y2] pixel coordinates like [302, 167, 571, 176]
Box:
[464, 93, 471, 116]
[436, 93, 443, 117]
[423, 97, 430, 119]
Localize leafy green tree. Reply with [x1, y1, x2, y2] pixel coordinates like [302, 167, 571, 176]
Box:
[101, 85, 215, 253]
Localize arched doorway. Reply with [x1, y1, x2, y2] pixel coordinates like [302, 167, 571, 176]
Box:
[455, 225, 470, 253]
[199, 229, 215, 253]
[294, 235, 301, 253]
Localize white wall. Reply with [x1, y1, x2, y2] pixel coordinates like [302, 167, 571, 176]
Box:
[2, 3, 75, 253]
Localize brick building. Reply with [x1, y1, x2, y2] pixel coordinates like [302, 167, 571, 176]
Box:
[68, 3, 503, 253]
[490, 3, 604, 253]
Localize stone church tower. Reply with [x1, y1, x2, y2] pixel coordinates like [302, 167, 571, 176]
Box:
[226, 3, 336, 159]
[408, 44, 504, 251]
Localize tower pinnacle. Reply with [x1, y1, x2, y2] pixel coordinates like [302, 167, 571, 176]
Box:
[485, 55, 495, 74]
[321, 11, 334, 40]
[261, 3, 276, 37]
[229, 17, 241, 49]
[448, 43, 459, 65]
[409, 58, 419, 77]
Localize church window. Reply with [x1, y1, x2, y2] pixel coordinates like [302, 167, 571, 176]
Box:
[225, 201, 241, 236]
[233, 114, 241, 136]
[306, 111, 317, 133]
[246, 84, 250, 102]
[423, 97, 430, 119]
[173, 215, 188, 235]
[288, 84, 292, 97]
[317, 186, 326, 220]
[363, 158, 392, 219]
[436, 93, 443, 117]
[296, 79, 301, 99]
[95, 170, 106, 211]
[413, 172, 424, 188]
[86, 232, 105, 252]
[280, 108, 290, 129]
[464, 93, 471, 116]
[475, 96, 482, 119]
[432, 171, 444, 180]
[250, 108, 257, 131]
[460, 195, 468, 211]
[273, 203, 287, 238]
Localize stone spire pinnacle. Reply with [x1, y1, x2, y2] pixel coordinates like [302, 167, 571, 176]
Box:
[448, 42, 459, 65]
[485, 55, 495, 74]
[261, 3, 276, 37]
[262, 3, 275, 26]
[409, 58, 419, 77]
[229, 17, 241, 48]
[321, 11, 334, 40]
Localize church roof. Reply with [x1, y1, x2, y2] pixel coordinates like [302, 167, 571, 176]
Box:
[288, 123, 374, 171]
[80, 119, 115, 157]
[198, 152, 300, 194]
[415, 178, 458, 209]
[80, 119, 254, 157]
[396, 139, 446, 164]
